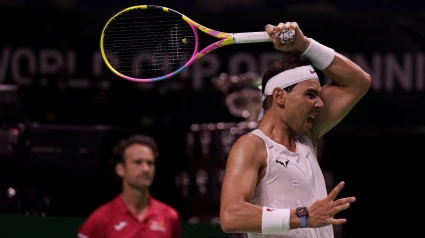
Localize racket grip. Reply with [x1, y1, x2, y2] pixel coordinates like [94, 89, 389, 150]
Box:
[232, 31, 272, 44]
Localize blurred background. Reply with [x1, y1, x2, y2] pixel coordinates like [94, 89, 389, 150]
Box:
[0, 0, 423, 237]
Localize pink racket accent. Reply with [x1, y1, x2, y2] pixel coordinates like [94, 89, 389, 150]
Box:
[182, 18, 231, 69]
[102, 5, 267, 83]
[117, 73, 153, 83]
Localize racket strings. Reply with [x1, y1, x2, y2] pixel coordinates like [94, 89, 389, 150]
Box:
[102, 9, 196, 78]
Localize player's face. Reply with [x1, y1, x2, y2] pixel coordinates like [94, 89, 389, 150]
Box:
[120, 144, 156, 189]
[283, 79, 323, 135]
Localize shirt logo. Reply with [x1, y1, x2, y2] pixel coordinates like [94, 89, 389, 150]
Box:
[114, 221, 128, 231]
[266, 208, 275, 212]
[150, 220, 166, 232]
[276, 159, 289, 168]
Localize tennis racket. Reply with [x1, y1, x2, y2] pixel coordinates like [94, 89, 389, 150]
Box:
[100, 5, 295, 83]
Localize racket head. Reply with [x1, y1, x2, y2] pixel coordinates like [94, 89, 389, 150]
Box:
[100, 5, 202, 83]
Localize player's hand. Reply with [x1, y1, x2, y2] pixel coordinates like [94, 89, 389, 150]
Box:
[265, 22, 310, 54]
[306, 181, 356, 228]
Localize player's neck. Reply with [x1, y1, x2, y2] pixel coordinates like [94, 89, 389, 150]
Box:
[121, 185, 150, 216]
[258, 114, 297, 151]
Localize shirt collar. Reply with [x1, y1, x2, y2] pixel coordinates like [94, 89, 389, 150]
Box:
[114, 193, 156, 221]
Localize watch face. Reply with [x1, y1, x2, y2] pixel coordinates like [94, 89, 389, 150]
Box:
[296, 207, 308, 216]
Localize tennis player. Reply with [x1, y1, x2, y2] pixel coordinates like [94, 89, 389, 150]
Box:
[219, 21, 371, 237]
[78, 134, 181, 238]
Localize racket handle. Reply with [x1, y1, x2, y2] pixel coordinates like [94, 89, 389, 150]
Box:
[233, 30, 295, 44]
[232, 31, 272, 44]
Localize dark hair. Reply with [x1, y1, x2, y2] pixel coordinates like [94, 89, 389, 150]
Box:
[105, 134, 159, 189]
[111, 134, 159, 167]
[261, 52, 312, 111]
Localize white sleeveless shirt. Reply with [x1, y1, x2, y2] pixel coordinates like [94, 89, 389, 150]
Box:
[247, 129, 333, 238]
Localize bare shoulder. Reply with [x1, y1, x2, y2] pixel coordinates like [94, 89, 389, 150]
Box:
[233, 133, 265, 150]
[238, 132, 264, 143]
[228, 133, 267, 165]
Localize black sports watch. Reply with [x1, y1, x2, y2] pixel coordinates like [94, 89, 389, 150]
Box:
[296, 207, 308, 228]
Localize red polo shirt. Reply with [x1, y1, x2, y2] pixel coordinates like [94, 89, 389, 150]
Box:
[78, 195, 181, 238]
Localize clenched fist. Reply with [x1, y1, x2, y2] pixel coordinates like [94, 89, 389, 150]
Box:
[265, 21, 311, 54]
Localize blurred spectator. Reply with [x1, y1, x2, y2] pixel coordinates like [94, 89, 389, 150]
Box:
[78, 134, 181, 238]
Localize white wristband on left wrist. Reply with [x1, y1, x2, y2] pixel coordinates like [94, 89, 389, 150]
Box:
[301, 38, 335, 70]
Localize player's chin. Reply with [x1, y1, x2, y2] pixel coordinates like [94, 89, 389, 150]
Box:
[135, 178, 153, 187]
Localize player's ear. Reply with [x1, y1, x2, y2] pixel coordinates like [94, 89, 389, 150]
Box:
[273, 88, 285, 106]
[115, 162, 125, 177]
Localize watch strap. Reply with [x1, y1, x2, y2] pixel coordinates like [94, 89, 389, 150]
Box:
[299, 215, 307, 228]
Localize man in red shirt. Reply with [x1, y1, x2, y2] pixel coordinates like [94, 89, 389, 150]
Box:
[78, 134, 181, 238]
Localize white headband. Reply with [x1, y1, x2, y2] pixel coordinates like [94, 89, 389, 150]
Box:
[257, 65, 319, 121]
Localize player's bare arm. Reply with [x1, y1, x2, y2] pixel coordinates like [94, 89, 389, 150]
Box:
[220, 134, 357, 233]
[265, 22, 371, 143]
[220, 134, 267, 233]
[312, 53, 371, 140]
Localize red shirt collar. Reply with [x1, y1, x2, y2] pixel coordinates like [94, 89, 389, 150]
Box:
[114, 193, 156, 222]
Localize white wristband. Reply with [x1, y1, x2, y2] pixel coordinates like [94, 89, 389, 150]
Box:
[261, 207, 290, 234]
[301, 38, 335, 70]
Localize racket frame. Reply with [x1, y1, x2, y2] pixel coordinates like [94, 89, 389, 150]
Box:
[100, 5, 274, 83]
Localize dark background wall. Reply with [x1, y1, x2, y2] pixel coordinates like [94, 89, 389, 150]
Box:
[0, 1, 423, 237]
